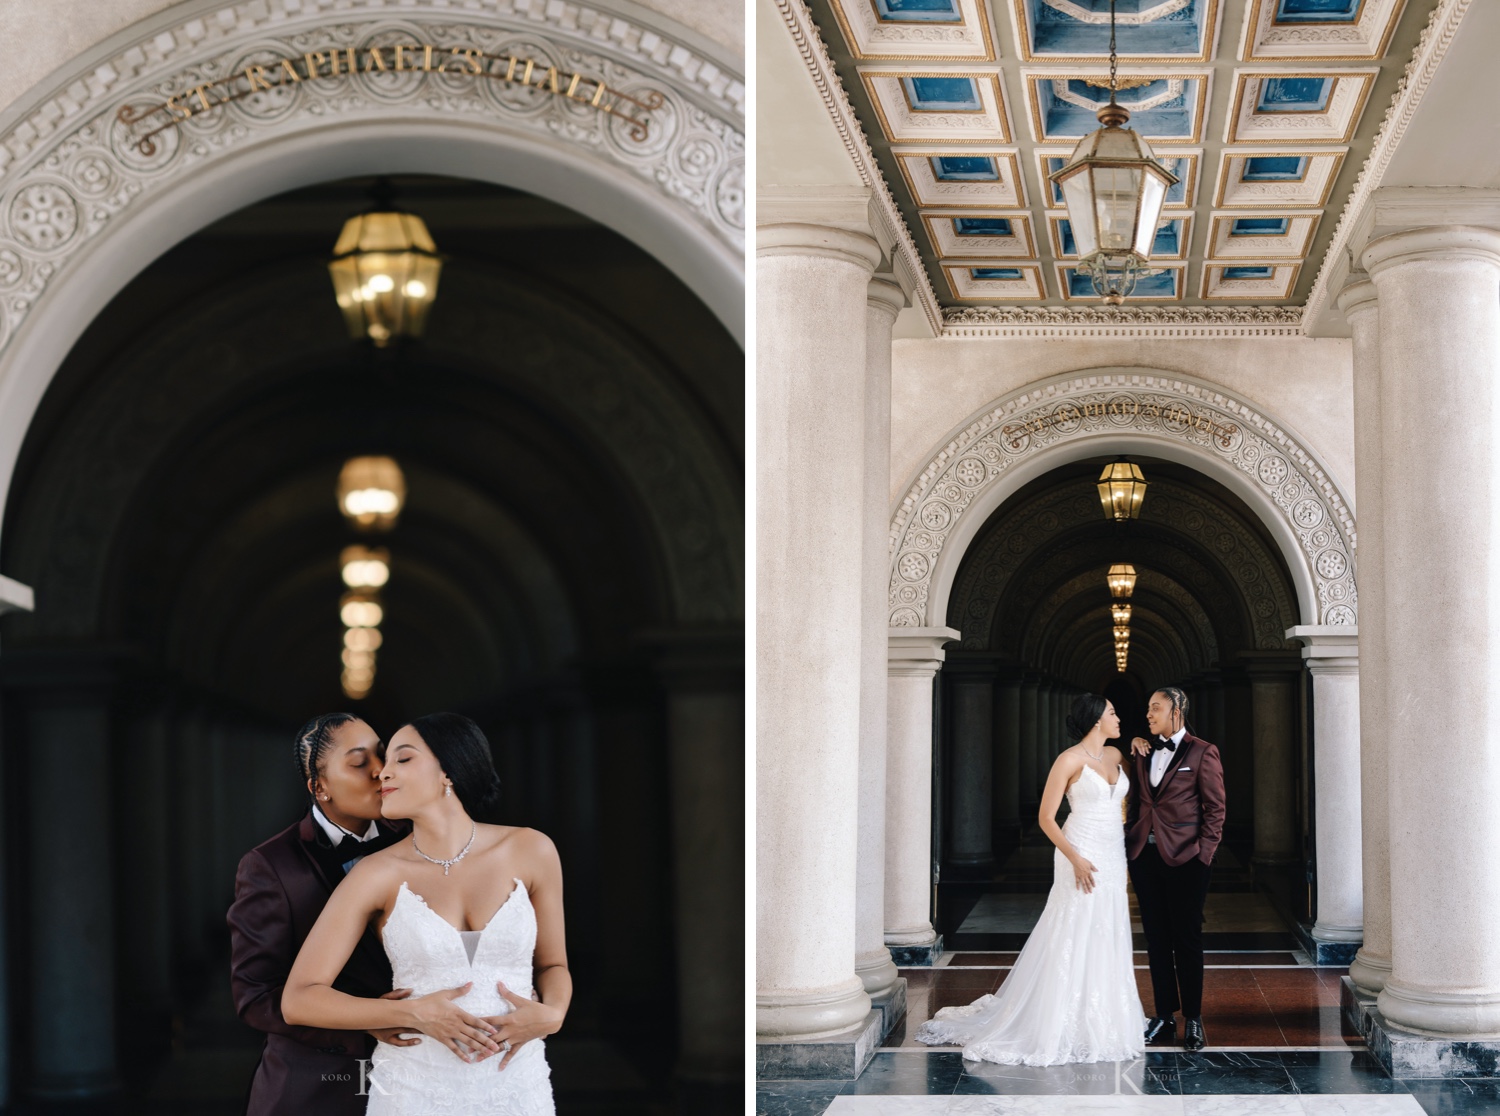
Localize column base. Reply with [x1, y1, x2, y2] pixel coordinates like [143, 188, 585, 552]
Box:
[1293, 921, 1361, 966]
[1349, 948, 1392, 995]
[888, 934, 943, 967]
[756, 977, 871, 1040]
[756, 1008, 883, 1080]
[855, 948, 900, 998]
[1343, 977, 1500, 1078]
[871, 977, 907, 1041]
[1377, 978, 1500, 1039]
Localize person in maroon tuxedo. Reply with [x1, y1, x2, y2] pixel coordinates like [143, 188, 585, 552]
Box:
[1126, 687, 1225, 1053]
[227, 713, 415, 1115]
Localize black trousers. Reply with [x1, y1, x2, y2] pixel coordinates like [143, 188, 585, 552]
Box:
[1129, 842, 1213, 1019]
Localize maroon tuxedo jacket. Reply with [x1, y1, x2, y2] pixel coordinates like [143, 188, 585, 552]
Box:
[227, 813, 406, 1116]
[1126, 733, 1226, 867]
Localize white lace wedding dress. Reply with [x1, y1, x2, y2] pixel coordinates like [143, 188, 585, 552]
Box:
[916, 764, 1145, 1065]
[368, 879, 554, 1114]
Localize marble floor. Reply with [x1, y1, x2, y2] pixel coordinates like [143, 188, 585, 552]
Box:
[756, 954, 1500, 1116]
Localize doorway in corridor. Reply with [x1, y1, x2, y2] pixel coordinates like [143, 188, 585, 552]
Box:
[932, 456, 1310, 952]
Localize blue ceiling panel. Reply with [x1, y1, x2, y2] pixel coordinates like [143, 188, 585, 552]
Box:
[1026, 0, 1207, 57]
[875, 0, 965, 21]
[1274, 0, 1362, 23]
[903, 75, 984, 110]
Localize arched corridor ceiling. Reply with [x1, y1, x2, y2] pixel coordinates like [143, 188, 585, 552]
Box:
[0, 175, 743, 722]
[948, 456, 1298, 692]
[800, 0, 1439, 311]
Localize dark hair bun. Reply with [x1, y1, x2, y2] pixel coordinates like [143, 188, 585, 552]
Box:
[1066, 694, 1108, 742]
[407, 712, 503, 823]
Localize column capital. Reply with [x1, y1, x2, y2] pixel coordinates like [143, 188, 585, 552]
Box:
[1286, 626, 1358, 674]
[867, 273, 906, 322]
[758, 186, 881, 270]
[1361, 225, 1500, 278]
[1336, 272, 1378, 321]
[888, 626, 960, 677]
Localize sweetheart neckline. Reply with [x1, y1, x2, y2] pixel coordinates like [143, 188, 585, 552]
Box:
[1079, 762, 1125, 790]
[396, 877, 526, 937]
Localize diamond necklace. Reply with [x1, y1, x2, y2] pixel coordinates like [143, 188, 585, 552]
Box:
[412, 820, 476, 876]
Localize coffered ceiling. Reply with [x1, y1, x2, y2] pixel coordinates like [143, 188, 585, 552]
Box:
[803, 0, 1436, 309]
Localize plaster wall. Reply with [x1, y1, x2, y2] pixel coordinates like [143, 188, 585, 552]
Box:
[0, 0, 743, 120]
[889, 336, 1356, 512]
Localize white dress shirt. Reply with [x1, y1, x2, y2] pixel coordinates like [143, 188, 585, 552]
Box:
[1149, 727, 1188, 788]
[312, 802, 379, 846]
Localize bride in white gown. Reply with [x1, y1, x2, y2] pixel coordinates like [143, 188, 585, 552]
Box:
[284, 713, 567, 1114]
[916, 694, 1145, 1066]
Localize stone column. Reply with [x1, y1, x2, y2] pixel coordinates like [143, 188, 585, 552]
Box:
[1287, 627, 1363, 954]
[886, 629, 961, 962]
[946, 660, 995, 871]
[756, 209, 881, 1039]
[1339, 275, 1393, 996]
[19, 660, 119, 1097]
[1245, 657, 1300, 866]
[1019, 677, 1040, 810]
[993, 677, 1022, 842]
[645, 631, 743, 1088]
[854, 276, 905, 1002]
[1364, 225, 1500, 1036]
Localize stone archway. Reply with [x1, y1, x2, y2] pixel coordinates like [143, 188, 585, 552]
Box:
[0, 0, 744, 555]
[888, 370, 1357, 632]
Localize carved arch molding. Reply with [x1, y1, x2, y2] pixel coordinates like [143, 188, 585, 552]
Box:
[0, 0, 743, 353]
[890, 373, 1357, 628]
[949, 479, 1298, 658]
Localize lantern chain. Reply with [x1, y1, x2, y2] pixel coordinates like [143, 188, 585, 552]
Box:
[1109, 0, 1118, 95]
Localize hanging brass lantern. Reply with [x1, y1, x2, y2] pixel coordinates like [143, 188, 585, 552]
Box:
[1098, 461, 1148, 521]
[1111, 603, 1132, 625]
[337, 456, 407, 532]
[1107, 563, 1137, 598]
[329, 210, 443, 346]
[1048, 1, 1179, 304]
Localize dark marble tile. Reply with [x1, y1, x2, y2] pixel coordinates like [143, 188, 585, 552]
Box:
[1286, 1062, 1406, 1093]
[1178, 1051, 1289, 1070]
[755, 1082, 844, 1116]
[1176, 1066, 1298, 1094]
[954, 1058, 1164, 1095]
[844, 1051, 965, 1096]
[1404, 1078, 1500, 1116]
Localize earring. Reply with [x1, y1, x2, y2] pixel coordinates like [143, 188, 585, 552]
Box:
[321, 793, 330, 801]
[445, 783, 452, 797]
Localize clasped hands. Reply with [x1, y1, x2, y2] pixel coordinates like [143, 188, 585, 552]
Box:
[368, 982, 563, 1070]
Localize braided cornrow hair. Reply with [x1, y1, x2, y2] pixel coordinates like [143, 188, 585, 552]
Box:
[1154, 686, 1192, 737]
[295, 712, 358, 804]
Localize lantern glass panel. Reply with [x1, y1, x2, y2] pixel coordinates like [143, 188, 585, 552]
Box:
[1093, 165, 1144, 253]
[1059, 169, 1099, 258]
[1133, 173, 1170, 257]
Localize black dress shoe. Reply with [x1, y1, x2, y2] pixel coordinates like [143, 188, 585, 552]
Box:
[1143, 1016, 1176, 1045]
[1183, 1017, 1206, 1051]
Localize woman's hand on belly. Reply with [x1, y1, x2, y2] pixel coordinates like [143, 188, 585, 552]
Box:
[483, 981, 565, 1070]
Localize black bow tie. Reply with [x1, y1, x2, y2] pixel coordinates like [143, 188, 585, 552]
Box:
[1152, 736, 1178, 753]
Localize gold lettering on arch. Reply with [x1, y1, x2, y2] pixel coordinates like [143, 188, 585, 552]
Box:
[116, 38, 666, 155]
[1001, 398, 1239, 451]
